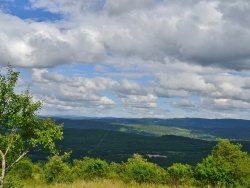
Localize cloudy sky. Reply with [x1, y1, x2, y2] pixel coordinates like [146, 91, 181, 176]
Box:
[1, 0, 250, 119]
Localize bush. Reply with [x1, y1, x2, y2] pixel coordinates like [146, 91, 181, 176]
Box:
[195, 139, 250, 187]
[108, 162, 122, 179]
[167, 163, 193, 187]
[4, 176, 24, 188]
[8, 158, 33, 180]
[72, 157, 110, 180]
[120, 154, 168, 184]
[43, 155, 72, 183]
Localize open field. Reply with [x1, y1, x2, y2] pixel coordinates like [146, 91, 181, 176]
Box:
[118, 124, 215, 140]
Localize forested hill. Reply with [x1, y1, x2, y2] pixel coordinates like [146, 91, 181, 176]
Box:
[50, 117, 250, 140]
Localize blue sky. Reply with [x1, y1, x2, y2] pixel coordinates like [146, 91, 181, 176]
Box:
[0, 0, 62, 21]
[1, 0, 250, 119]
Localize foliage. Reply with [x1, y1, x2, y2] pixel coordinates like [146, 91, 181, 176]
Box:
[0, 82, 247, 188]
[167, 163, 193, 187]
[43, 153, 73, 183]
[4, 176, 24, 188]
[50, 128, 215, 167]
[7, 157, 33, 180]
[72, 157, 110, 180]
[120, 154, 168, 184]
[195, 139, 250, 187]
[0, 65, 63, 187]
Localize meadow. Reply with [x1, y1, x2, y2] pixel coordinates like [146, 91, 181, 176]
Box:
[18, 179, 184, 188]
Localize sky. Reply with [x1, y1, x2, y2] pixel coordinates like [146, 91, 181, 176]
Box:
[1, 0, 250, 119]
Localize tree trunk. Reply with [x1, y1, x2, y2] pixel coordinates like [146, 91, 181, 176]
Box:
[0, 151, 6, 188]
[0, 177, 4, 188]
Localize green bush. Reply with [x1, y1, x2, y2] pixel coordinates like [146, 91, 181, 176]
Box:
[167, 163, 193, 187]
[4, 176, 24, 188]
[195, 139, 250, 187]
[107, 162, 122, 179]
[43, 155, 72, 183]
[72, 157, 110, 180]
[8, 158, 33, 180]
[120, 154, 168, 184]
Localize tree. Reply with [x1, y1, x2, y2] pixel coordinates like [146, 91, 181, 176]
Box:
[0, 65, 63, 187]
[195, 139, 250, 187]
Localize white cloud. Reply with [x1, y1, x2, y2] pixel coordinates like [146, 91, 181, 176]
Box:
[104, 0, 155, 15]
[30, 69, 116, 111]
[28, 69, 160, 117]
[120, 94, 157, 108]
[2, 0, 250, 118]
[2, 0, 250, 70]
[116, 79, 144, 95]
[119, 94, 160, 117]
[171, 99, 199, 112]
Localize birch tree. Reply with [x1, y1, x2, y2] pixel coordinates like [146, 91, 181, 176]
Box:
[0, 65, 63, 187]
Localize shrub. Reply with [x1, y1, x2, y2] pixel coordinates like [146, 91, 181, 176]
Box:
[72, 157, 110, 180]
[107, 162, 122, 179]
[8, 158, 33, 180]
[167, 163, 193, 187]
[120, 154, 167, 184]
[43, 155, 72, 183]
[195, 139, 250, 187]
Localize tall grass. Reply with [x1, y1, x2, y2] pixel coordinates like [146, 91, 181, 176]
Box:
[22, 179, 176, 188]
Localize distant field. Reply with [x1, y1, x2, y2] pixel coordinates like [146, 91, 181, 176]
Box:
[117, 124, 216, 140]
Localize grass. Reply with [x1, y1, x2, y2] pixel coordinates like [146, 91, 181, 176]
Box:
[20, 179, 185, 188]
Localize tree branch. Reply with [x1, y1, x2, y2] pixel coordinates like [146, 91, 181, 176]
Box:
[6, 148, 30, 173]
[4, 129, 17, 156]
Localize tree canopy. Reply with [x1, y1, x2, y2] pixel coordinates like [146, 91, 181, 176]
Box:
[0, 65, 63, 187]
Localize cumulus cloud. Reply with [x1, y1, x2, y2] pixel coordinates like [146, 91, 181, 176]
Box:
[1, 0, 250, 70]
[171, 99, 199, 112]
[119, 94, 160, 117]
[2, 0, 250, 118]
[140, 59, 250, 117]
[0, 16, 106, 67]
[120, 94, 157, 109]
[116, 79, 145, 95]
[28, 68, 159, 117]
[30, 69, 116, 111]
[104, 0, 155, 15]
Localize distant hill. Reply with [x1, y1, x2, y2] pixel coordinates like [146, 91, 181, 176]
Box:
[31, 117, 250, 167]
[51, 117, 250, 140]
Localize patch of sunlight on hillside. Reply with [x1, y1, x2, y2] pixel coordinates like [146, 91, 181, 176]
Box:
[120, 124, 215, 140]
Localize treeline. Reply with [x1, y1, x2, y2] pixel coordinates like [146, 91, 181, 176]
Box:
[6, 139, 250, 188]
